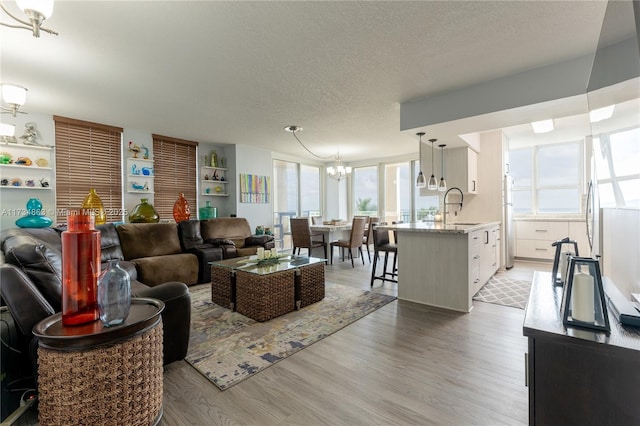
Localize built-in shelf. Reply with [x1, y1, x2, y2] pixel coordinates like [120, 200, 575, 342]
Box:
[1, 143, 54, 191]
[200, 165, 229, 196]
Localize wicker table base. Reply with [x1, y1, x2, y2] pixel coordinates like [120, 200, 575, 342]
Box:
[296, 262, 325, 308]
[34, 299, 164, 426]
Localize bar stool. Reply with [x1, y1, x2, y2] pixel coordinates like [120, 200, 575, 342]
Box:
[370, 223, 398, 287]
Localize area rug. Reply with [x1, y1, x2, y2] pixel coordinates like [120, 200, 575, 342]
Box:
[185, 282, 396, 390]
[473, 275, 531, 309]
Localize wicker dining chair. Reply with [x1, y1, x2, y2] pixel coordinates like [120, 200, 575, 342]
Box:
[329, 216, 367, 267]
[290, 217, 327, 259]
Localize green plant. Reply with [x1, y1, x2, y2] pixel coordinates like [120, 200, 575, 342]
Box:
[356, 197, 377, 213]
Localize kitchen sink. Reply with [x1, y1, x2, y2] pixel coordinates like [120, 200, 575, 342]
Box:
[451, 222, 480, 226]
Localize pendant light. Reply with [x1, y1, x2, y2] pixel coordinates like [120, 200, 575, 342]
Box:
[415, 132, 426, 188]
[428, 139, 438, 190]
[438, 144, 447, 192]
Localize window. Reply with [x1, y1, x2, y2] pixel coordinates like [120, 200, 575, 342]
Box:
[353, 165, 378, 216]
[510, 141, 583, 214]
[414, 160, 440, 221]
[152, 134, 197, 221]
[54, 116, 123, 223]
[300, 164, 320, 217]
[594, 127, 640, 208]
[384, 162, 411, 223]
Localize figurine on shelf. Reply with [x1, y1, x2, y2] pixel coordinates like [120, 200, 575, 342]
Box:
[141, 145, 149, 159]
[20, 123, 51, 147]
[220, 175, 225, 182]
[128, 141, 141, 158]
[210, 150, 218, 167]
[131, 181, 149, 191]
[204, 174, 209, 180]
[39, 178, 49, 188]
[212, 171, 219, 181]
[131, 164, 140, 175]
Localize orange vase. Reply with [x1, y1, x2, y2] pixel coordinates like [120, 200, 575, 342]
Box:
[173, 192, 191, 222]
[61, 210, 101, 326]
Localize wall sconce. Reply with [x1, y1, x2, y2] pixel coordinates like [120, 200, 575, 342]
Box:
[561, 256, 610, 332]
[1, 83, 28, 116]
[0, 0, 58, 37]
[551, 237, 579, 286]
[0, 121, 16, 143]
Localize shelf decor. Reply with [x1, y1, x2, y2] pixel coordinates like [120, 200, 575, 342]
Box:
[240, 173, 270, 203]
[129, 198, 160, 223]
[82, 188, 107, 225]
[15, 198, 53, 228]
[173, 192, 191, 222]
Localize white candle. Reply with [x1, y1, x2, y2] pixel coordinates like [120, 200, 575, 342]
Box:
[271, 247, 278, 257]
[256, 247, 265, 260]
[571, 272, 595, 323]
[559, 251, 572, 284]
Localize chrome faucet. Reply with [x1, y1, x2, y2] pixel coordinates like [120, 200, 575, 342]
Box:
[443, 187, 463, 225]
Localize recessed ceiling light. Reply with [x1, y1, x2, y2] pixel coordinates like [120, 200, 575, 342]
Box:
[589, 105, 615, 123]
[531, 119, 554, 133]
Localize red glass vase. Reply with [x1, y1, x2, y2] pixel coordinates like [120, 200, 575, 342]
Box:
[61, 209, 101, 326]
[173, 192, 191, 222]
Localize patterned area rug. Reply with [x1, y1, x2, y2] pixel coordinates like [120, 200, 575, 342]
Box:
[473, 274, 531, 309]
[186, 282, 396, 390]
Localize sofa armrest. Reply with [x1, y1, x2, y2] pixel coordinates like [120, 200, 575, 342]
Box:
[245, 235, 275, 247]
[0, 263, 55, 337]
[133, 282, 191, 364]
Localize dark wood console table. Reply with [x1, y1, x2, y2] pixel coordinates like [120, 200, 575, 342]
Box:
[523, 271, 640, 425]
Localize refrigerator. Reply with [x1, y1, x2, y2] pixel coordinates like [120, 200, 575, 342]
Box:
[503, 174, 515, 269]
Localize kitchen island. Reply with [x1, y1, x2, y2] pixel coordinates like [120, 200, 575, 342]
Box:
[378, 221, 501, 312]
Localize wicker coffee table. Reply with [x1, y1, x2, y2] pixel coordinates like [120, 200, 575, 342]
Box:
[210, 255, 325, 321]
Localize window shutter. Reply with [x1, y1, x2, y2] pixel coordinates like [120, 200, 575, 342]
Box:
[152, 134, 198, 221]
[54, 116, 123, 224]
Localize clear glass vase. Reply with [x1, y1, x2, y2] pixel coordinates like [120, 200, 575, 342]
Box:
[98, 260, 131, 327]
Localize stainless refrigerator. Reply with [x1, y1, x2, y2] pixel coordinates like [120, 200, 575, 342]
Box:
[503, 174, 515, 269]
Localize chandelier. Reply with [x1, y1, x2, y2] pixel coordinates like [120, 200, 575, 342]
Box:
[326, 153, 352, 182]
[284, 125, 352, 181]
[1, 0, 58, 37]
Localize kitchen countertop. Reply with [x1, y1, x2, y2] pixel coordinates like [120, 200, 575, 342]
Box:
[377, 221, 501, 234]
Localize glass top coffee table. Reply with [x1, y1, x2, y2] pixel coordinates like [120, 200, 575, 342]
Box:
[209, 255, 326, 321]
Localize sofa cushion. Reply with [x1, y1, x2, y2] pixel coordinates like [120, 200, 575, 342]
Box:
[201, 218, 252, 249]
[177, 220, 204, 251]
[132, 253, 198, 286]
[117, 223, 182, 260]
[97, 223, 125, 263]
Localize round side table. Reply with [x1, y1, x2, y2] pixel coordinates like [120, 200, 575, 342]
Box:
[33, 298, 165, 426]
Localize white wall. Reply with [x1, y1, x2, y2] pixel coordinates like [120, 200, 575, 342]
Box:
[234, 144, 274, 231]
[0, 113, 56, 230]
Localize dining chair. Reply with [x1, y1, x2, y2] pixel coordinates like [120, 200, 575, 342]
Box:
[370, 222, 398, 286]
[290, 217, 327, 259]
[362, 216, 380, 263]
[329, 216, 367, 267]
[311, 216, 324, 225]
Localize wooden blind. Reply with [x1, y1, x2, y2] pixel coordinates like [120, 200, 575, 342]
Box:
[54, 116, 123, 223]
[152, 134, 198, 221]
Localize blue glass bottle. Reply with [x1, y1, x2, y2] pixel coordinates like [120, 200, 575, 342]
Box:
[98, 260, 131, 327]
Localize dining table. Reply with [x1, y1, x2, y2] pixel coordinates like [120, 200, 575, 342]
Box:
[309, 223, 352, 245]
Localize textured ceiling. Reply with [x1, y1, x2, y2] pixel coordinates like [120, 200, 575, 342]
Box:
[0, 1, 612, 162]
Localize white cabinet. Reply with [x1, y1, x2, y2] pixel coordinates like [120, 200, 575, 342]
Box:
[446, 147, 478, 194]
[478, 225, 501, 288]
[0, 143, 54, 190]
[201, 166, 229, 196]
[469, 229, 482, 295]
[516, 220, 588, 260]
[127, 158, 154, 194]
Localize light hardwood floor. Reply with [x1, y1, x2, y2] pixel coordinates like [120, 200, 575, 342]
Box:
[161, 257, 550, 425]
[14, 257, 550, 425]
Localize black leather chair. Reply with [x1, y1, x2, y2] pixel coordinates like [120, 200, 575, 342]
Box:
[177, 220, 224, 283]
[0, 225, 192, 392]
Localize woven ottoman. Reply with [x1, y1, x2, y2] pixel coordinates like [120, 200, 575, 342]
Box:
[295, 261, 325, 308]
[235, 269, 296, 321]
[211, 264, 236, 310]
